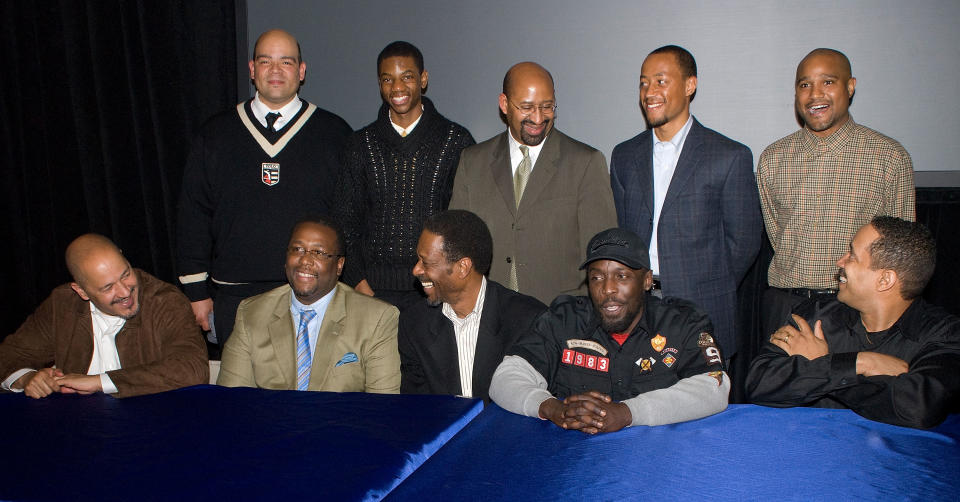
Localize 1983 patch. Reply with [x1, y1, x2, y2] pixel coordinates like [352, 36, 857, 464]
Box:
[562, 349, 609, 372]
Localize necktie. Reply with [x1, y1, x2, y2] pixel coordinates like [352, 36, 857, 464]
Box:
[296, 309, 316, 391]
[508, 146, 532, 292]
[265, 112, 281, 132]
[514, 145, 532, 209]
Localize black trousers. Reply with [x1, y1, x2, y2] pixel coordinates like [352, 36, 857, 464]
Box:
[760, 287, 836, 338]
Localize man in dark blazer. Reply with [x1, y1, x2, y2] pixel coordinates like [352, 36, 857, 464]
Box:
[399, 210, 546, 402]
[610, 45, 761, 359]
[449, 62, 617, 306]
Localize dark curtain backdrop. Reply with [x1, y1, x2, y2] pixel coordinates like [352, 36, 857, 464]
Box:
[1, 1, 241, 337]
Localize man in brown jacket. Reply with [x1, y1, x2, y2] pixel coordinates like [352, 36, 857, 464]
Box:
[0, 234, 208, 398]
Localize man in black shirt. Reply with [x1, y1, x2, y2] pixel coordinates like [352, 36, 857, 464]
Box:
[747, 216, 960, 428]
[490, 228, 729, 433]
[335, 41, 474, 310]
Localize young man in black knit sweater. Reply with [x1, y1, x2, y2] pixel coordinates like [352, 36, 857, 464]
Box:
[335, 41, 475, 311]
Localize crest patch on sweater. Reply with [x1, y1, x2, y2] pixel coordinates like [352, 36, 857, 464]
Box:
[262, 163, 280, 186]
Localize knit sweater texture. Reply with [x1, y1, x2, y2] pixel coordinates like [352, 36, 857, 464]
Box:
[335, 97, 474, 291]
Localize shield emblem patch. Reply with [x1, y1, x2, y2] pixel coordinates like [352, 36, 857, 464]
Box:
[651, 334, 666, 353]
[261, 163, 280, 186]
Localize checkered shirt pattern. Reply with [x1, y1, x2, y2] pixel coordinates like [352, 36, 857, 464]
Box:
[757, 116, 915, 289]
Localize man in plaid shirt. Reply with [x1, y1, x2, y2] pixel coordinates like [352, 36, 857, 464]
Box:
[757, 48, 915, 337]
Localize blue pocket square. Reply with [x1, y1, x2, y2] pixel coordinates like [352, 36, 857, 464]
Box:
[335, 352, 358, 367]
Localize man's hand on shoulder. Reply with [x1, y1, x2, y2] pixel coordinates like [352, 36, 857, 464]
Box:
[856, 352, 908, 377]
[16, 368, 63, 399]
[190, 298, 214, 331]
[55, 374, 103, 395]
[539, 391, 632, 434]
[770, 314, 829, 360]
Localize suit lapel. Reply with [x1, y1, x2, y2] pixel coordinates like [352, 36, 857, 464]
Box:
[636, 130, 655, 216]
[471, 283, 502, 394]
[490, 133, 517, 217]
[661, 120, 704, 216]
[427, 307, 461, 395]
[309, 286, 346, 390]
[517, 133, 560, 211]
[267, 291, 297, 388]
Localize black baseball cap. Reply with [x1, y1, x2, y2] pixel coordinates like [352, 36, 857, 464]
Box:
[579, 228, 651, 270]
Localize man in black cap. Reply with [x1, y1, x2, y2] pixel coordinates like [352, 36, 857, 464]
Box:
[489, 228, 729, 433]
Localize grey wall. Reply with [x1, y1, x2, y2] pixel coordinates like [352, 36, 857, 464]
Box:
[247, 0, 960, 183]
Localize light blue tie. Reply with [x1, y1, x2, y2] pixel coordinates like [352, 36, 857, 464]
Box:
[296, 309, 316, 391]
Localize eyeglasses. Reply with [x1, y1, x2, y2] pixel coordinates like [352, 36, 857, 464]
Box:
[287, 246, 343, 261]
[508, 100, 557, 116]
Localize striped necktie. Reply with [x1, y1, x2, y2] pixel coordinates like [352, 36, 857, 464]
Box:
[296, 309, 316, 391]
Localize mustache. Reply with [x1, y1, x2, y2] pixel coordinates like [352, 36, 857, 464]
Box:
[111, 288, 135, 304]
[522, 117, 550, 127]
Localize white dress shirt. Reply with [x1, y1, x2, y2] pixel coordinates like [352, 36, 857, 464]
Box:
[649, 115, 694, 276]
[507, 131, 547, 176]
[250, 92, 303, 130]
[390, 105, 424, 137]
[441, 277, 488, 398]
[1, 302, 123, 394]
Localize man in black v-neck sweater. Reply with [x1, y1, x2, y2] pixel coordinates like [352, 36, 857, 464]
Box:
[177, 29, 350, 347]
[335, 41, 474, 311]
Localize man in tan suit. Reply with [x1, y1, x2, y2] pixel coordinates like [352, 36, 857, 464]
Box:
[449, 62, 617, 305]
[218, 216, 400, 392]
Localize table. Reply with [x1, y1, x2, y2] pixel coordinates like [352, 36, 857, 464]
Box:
[387, 404, 960, 500]
[0, 385, 482, 501]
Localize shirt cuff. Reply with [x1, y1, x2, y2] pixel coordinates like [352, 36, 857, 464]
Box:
[2, 368, 35, 392]
[830, 352, 859, 387]
[100, 373, 118, 394]
[182, 280, 211, 303]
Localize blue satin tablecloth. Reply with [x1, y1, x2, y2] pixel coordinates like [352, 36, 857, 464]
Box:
[387, 404, 960, 501]
[0, 385, 482, 501]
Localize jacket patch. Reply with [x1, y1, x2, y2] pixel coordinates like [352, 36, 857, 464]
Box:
[651, 334, 666, 352]
[261, 162, 280, 186]
[562, 349, 609, 372]
[566, 339, 608, 356]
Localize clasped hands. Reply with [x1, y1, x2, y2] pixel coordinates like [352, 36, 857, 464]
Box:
[14, 368, 103, 399]
[539, 391, 632, 434]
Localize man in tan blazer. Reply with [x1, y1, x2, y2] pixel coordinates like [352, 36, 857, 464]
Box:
[449, 62, 617, 306]
[218, 216, 400, 392]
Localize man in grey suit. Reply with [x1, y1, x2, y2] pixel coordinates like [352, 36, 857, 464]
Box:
[610, 45, 761, 360]
[218, 216, 400, 392]
[450, 62, 617, 306]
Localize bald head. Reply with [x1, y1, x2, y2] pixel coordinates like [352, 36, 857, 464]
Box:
[66, 234, 124, 284]
[252, 29, 302, 62]
[66, 234, 141, 319]
[499, 62, 557, 146]
[502, 62, 555, 97]
[797, 48, 852, 79]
